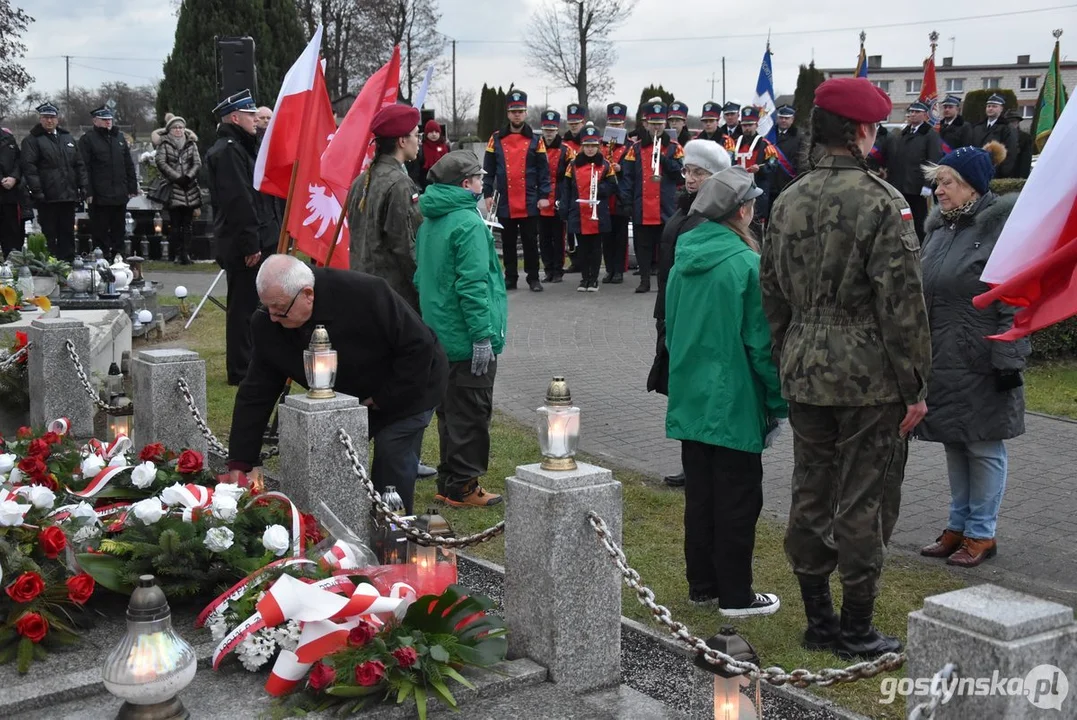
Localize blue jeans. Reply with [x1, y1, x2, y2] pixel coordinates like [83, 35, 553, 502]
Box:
[371, 409, 434, 516]
[945, 440, 1008, 539]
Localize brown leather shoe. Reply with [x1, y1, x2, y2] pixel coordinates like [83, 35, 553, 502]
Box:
[435, 486, 503, 508]
[947, 537, 997, 567]
[920, 529, 964, 558]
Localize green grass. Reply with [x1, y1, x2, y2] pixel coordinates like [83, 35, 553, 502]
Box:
[143, 305, 972, 720]
[143, 260, 222, 273]
[1025, 361, 1077, 419]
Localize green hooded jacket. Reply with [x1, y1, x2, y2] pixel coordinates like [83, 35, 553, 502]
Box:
[414, 184, 507, 363]
[665, 220, 787, 453]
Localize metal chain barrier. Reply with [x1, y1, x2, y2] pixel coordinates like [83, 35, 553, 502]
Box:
[0, 342, 31, 371]
[908, 663, 958, 720]
[177, 377, 277, 462]
[586, 510, 907, 687]
[338, 428, 504, 548]
[65, 339, 127, 412]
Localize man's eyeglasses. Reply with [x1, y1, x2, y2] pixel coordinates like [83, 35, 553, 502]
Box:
[264, 289, 302, 319]
[681, 166, 712, 180]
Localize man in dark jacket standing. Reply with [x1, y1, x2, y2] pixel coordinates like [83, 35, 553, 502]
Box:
[695, 101, 724, 143]
[0, 125, 22, 255]
[969, 95, 1018, 178]
[79, 106, 138, 258]
[771, 105, 802, 200]
[938, 95, 970, 152]
[1005, 110, 1033, 180]
[205, 89, 277, 386]
[226, 254, 448, 515]
[879, 101, 942, 240]
[20, 102, 88, 261]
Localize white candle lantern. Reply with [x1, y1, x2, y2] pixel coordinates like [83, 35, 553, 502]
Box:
[694, 626, 762, 720]
[536, 376, 580, 471]
[303, 325, 338, 399]
[152, 212, 163, 236]
[102, 575, 197, 719]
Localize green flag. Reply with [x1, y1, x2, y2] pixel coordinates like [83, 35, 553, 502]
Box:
[1032, 36, 1069, 152]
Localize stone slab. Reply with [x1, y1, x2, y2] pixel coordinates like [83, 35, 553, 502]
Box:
[283, 392, 362, 413]
[504, 463, 622, 693]
[131, 348, 207, 454]
[516, 460, 622, 491]
[135, 348, 200, 364]
[923, 584, 1074, 641]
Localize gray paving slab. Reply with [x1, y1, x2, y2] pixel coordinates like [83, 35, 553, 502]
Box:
[493, 277, 1077, 606]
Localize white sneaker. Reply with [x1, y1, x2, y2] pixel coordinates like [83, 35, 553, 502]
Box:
[719, 592, 780, 618]
[416, 463, 437, 478]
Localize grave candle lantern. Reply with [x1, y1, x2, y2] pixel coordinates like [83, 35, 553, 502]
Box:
[102, 575, 197, 720]
[406, 509, 457, 596]
[303, 325, 337, 399]
[693, 626, 761, 720]
[536, 376, 580, 471]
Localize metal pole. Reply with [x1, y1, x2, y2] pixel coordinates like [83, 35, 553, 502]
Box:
[65, 55, 71, 117]
[451, 39, 457, 138]
[721, 57, 726, 104]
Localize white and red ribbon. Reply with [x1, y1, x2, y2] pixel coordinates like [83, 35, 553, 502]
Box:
[195, 557, 316, 628]
[47, 418, 70, 436]
[243, 491, 303, 558]
[85, 434, 132, 461]
[319, 540, 361, 570]
[72, 463, 131, 498]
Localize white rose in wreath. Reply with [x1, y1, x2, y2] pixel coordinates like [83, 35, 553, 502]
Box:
[0, 452, 16, 474]
[205, 526, 235, 553]
[0, 499, 31, 527]
[108, 453, 127, 468]
[131, 498, 166, 525]
[70, 501, 98, 522]
[7, 466, 22, 485]
[212, 482, 246, 503]
[211, 494, 238, 522]
[160, 483, 188, 506]
[16, 485, 56, 510]
[130, 461, 157, 489]
[261, 524, 290, 556]
[81, 454, 106, 477]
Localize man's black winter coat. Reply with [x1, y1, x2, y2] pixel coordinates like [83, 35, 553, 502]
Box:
[78, 125, 137, 205]
[20, 124, 89, 204]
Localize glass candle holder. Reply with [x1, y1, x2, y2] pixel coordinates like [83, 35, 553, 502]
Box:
[303, 325, 337, 399]
[536, 376, 580, 471]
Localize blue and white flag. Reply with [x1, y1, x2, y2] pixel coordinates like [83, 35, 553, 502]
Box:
[753, 44, 778, 142]
[414, 65, 435, 109]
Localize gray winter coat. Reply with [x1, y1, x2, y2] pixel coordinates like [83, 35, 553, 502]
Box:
[917, 192, 1029, 443]
[154, 130, 202, 209]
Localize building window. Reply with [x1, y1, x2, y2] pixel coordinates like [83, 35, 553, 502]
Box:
[1022, 105, 1035, 119]
[1020, 76, 1039, 91]
[872, 80, 892, 93]
[905, 79, 922, 95]
[944, 78, 965, 93]
[982, 77, 1002, 89]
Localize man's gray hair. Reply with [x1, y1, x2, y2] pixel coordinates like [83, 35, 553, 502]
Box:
[256, 254, 315, 296]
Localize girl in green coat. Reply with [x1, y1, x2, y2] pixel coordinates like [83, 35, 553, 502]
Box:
[665, 167, 788, 617]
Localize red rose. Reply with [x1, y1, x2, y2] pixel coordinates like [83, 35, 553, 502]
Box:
[13, 331, 28, 352]
[392, 646, 418, 669]
[41, 432, 61, 446]
[15, 612, 48, 643]
[301, 513, 324, 545]
[176, 449, 203, 474]
[66, 573, 95, 605]
[354, 660, 385, 687]
[347, 622, 377, 647]
[30, 474, 58, 492]
[17, 455, 48, 481]
[5, 571, 45, 604]
[27, 439, 51, 459]
[139, 442, 166, 463]
[16, 426, 31, 440]
[307, 661, 336, 691]
[39, 526, 67, 559]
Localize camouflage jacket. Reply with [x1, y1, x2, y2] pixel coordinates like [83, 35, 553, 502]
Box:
[760, 154, 931, 407]
[345, 155, 423, 312]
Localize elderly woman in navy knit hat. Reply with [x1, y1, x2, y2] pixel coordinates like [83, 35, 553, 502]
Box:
[917, 142, 1029, 568]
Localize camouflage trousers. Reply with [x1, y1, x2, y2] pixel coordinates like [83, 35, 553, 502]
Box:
[784, 401, 907, 602]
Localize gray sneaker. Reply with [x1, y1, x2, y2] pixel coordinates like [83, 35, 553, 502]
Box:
[416, 463, 437, 478]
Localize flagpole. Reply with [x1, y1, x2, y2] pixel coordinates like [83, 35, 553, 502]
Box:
[275, 161, 300, 255]
[323, 204, 348, 266]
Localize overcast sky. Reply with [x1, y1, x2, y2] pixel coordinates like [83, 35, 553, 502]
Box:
[22, 0, 1074, 120]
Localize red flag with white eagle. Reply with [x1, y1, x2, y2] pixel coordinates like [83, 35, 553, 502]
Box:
[973, 99, 1077, 339]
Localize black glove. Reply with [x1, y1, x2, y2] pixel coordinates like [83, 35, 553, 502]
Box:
[994, 369, 1023, 392]
[174, 175, 190, 188]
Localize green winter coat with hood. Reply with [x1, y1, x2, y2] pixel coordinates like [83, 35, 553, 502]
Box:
[415, 184, 508, 363]
[665, 210, 787, 453]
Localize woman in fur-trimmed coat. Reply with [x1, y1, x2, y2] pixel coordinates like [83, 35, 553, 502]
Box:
[153, 114, 201, 264]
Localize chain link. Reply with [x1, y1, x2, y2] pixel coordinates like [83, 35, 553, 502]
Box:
[338, 428, 504, 548]
[175, 377, 280, 462]
[586, 510, 906, 687]
[908, 663, 958, 720]
[0, 342, 31, 371]
[65, 339, 126, 412]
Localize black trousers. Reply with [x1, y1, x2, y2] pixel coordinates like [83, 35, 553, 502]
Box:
[0, 203, 22, 255]
[436, 359, 496, 498]
[633, 223, 664, 278]
[38, 202, 77, 261]
[372, 408, 433, 516]
[537, 216, 564, 274]
[89, 203, 127, 257]
[224, 259, 262, 385]
[903, 193, 928, 242]
[682, 440, 764, 608]
[576, 233, 604, 284]
[500, 216, 539, 284]
[603, 215, 629, 274]
[169, 206, 195, 260]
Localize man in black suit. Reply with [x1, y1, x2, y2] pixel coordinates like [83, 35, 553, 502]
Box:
[969, 94, 1018, 178]
[225, 254, 450, 514]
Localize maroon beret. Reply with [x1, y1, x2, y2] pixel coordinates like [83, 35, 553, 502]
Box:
[814, 78, 892, 123]
[371, 104, 420, 138]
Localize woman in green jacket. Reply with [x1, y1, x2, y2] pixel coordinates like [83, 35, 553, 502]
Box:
[415, 151, 508, 509]
[665, 166, 788, 617]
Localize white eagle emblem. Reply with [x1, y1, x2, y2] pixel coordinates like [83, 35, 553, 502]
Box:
[653, 104, 661, 113]
[302, 184, 343, 239]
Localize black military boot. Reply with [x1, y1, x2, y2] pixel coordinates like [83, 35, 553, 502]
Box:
[180, 227, 194, 265]
[798, 576, 839, 651]
[833, 597, 903, 660]
[169, 229, 183, 264]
